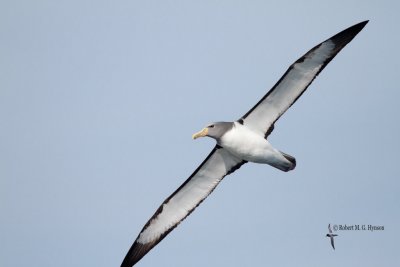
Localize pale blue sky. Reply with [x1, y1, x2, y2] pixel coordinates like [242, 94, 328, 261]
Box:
[1, 1, 399, 266]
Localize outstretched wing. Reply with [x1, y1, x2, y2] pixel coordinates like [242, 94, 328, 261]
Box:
[328, 224, 332, 233]
[240, 21, 368, 137]
[330, 236, 336, 250]
[121, 146, 246, 267]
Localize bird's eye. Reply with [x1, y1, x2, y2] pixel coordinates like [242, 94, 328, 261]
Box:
[209, 125, 214, 128]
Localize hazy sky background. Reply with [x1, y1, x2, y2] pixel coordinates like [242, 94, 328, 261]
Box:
[1, 1, 399, 266]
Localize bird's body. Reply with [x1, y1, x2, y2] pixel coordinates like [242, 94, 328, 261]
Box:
[218, 122, 294, 170]
[327, 224, 338, 250]
[121, 21, 368, 267]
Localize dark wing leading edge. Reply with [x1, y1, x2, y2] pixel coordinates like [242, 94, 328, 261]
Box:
[240, 21, 368, 137]
[121, 146, 246, 267]
[330, 236, 336, 250]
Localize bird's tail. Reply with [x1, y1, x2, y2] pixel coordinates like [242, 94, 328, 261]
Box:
[273, 151, 296, 172]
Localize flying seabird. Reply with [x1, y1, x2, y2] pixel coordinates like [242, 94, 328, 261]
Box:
[121, 21, 368, 266]
[326, 224, 338, 250]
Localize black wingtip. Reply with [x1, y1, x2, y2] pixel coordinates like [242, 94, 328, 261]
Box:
[357, 20, 369, 26]
[348, 20, 369, 30]
[350, 20, 369, 33]
[121, 241, 150, 267]
[330, 20, 369, 46]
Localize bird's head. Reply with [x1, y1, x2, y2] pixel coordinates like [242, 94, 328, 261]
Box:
[326, 234, 330, 237]
[192, 122, 233, 141]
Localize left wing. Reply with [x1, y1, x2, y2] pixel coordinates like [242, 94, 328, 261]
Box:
[121, 146, 246, 267]
[240, 21, 368, 136]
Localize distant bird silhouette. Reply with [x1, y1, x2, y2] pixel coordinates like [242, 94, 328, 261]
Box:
[326, 224, 338, 250]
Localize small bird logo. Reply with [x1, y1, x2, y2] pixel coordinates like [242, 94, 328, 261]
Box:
[326, 224, 338, 250]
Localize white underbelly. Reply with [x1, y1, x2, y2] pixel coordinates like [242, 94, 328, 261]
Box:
[219, 123, 283, 164]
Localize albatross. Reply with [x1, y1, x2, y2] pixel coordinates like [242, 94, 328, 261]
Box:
[121, 21, 368, 266]
[326, 224, 338, 250]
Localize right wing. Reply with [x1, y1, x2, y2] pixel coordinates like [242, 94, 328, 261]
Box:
[121, 146, 246, 267]
[330, 237, 336, 250]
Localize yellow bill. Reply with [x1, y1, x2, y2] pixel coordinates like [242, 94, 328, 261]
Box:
[192, 128, 208, 139]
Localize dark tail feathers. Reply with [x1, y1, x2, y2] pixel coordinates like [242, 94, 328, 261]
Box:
[279, 151, 296, 172]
